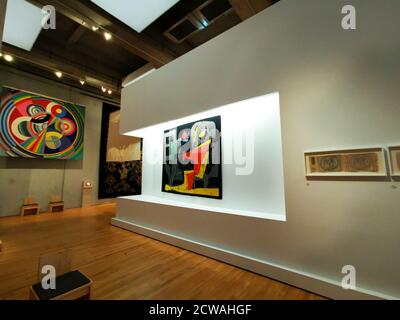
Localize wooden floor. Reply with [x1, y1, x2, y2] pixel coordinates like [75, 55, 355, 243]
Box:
[0, 203, 324, 300]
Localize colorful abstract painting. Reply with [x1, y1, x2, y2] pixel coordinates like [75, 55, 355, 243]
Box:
[98, 103, 142, 199]
[0, 87, 85, 159]
[162, 115, 222, 199]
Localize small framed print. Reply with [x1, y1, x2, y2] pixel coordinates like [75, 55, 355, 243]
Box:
[388, 146, 400, 176]
[304, 147, 387, 177]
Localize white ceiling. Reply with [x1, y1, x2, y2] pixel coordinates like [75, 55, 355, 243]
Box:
[2, 0, 43, 51]
[90, 0, 180, 33]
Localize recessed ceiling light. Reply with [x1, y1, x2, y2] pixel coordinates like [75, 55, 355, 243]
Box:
[101, 86, 107, 92]
[200, 19, 209, 29]
[92, 25, 99, 31]
[90, 0, 180, 33]
[4, 54, 14, 62]
[107, 89, 112, 95]
[104, 32, 112, 41]
[80, 80, 85, 85]
[55, 71, 63, 78]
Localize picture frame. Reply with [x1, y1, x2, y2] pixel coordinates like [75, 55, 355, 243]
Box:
[388, 146, 400, 177]
[162, 115, 222, 200]
[304, 147, 387, 177]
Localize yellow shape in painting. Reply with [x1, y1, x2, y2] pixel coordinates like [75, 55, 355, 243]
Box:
[195, 139, 211, 179]
[196, 151, 209, 179]
[165, 184, 220, 197]
[45, 131, 63, 149]
[165, 170, 193, 192]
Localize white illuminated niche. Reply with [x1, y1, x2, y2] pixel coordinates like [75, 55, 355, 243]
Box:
[123, 92, 286, 221]
[3, 0, 43, 51]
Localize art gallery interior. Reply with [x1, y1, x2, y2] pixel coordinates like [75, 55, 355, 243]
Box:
[0, 0, 399, 302]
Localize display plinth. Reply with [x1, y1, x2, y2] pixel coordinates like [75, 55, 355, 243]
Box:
[114, 195, 285, 221]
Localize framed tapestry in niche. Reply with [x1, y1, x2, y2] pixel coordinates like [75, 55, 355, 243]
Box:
[98, 103, 142, 198]
[162, 115, 222, 199]
[0, 87, 85, 159]
[304, 147, 387, 177]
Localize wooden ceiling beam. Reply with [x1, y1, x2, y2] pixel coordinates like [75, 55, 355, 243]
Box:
[229, 0, 275, 21]
[27, 0, 177, 68]
[67, 25, 87, 45]
[249, 0, 277, 13]
[229, 0, 256, 21]
[2, 43, 120, 92]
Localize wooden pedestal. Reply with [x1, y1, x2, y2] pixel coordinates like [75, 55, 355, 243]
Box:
[48, 202, 64, 213]
[21, 205, 40, 216]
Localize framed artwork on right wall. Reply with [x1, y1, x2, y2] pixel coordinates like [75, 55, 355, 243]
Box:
[304, 147, 387, 177]
[388, 146, 400, 176]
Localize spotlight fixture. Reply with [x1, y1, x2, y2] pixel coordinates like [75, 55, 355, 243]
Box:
[107, 89, 112, 95]
[199, 19, 209, 29]
[55, 71, 63, 78]
[104, 32, 112, 41]
[92, 25, 99, 31]
[101, 86, 107, 93]
[80, 80, 85, 85]
[4, 54, 13, 62]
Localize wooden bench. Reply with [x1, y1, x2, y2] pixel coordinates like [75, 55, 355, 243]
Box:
[48, 195, 64, 213]
[20, 197, 39, 216]
[30, 270, 92, 300]
[29, 250, 92, 300]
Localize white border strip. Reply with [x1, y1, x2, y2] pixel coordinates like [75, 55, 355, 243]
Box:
[119, 195, 286, 222]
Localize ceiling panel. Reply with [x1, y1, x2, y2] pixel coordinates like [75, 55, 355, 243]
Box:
[2, 0, 43, 51]
[90, 0, 181, 32]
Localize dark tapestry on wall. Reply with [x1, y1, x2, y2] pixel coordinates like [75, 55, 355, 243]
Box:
[162, 115, 222, 199]
[98, 103, 142, 199]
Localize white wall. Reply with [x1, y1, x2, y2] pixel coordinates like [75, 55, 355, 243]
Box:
[120, 0, 400, 298]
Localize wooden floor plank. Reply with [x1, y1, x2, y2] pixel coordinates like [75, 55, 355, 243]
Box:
[0, 203, 325, 300]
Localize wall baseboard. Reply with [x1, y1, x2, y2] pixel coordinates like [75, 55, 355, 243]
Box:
[111, 217, 395, 300]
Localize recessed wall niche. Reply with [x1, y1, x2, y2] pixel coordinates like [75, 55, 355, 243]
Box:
[121, 92, 286, 221]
